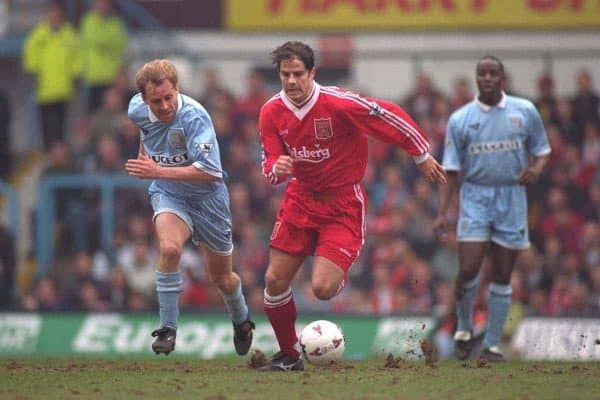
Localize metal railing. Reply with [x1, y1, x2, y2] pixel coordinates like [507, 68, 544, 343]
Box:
[36, 173, 149, 275]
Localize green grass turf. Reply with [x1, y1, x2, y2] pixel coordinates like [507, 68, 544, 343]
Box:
[1, 357, 599, 400]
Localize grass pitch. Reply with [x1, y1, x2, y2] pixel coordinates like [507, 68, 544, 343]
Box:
[2, 357, 599, 400]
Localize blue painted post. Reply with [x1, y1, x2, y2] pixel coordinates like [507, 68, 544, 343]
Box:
[36, 179, 55, 275]
[101, 179, 115, 256]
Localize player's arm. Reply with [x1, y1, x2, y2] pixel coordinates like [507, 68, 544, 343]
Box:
[259, 108, 291, 185]
[433, 116, 461, 241]
[336, 91, 445, 183]
[433, 170, 458, 242]
[519, 104, 551, 185]
[125, 154, 219, 182]
[518, 154, 549, 185]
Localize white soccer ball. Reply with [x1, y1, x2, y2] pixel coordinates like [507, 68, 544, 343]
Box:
[299, 320, 345, 365]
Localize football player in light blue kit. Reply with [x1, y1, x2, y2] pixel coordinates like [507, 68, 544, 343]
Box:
[433, 56, 551, 361]
[125, 59, 255, 356]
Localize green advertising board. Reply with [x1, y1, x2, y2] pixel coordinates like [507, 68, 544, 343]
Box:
[0, 313, 435, 359]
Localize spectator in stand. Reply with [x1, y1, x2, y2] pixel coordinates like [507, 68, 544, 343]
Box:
[20, 277, 62, 311]
[106, 266, 130, 311]
[198, 67, 235, 115]
[0, 89, 12, 179]
[62, 250, 108, 310]
[0, 225, 16, 309]
[539, 188, 584, 253]
[117, 116, 142, 160]
[402, 71, 444, 120]
[23, 1, 80, 150]
[117, 237, 158, 300]
[80, 0, 129, 113]
[40, 141, 88, 253]
[110, 69, 137, 108]
[554, 98, 580, 146]
[589, 263, 600, 312]
[581, 121, 600, 169]
[571, 69, 600, 134]
[89, 86, 126, 142]
[450, 76, 473, 109]
[233, 68, 270, 126]
[535, 73, 558, 125]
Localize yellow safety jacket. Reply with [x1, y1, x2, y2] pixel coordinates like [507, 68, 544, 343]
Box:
[23, 21, 80, 104]
[80, 11, 128, 86]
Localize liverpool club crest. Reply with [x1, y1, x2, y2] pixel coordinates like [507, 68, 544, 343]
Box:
[314, 118, 333, 140]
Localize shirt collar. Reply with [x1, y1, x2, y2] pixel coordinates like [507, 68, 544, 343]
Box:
[475, 91, 507, 111]
[149, 93, 183, 123]
[280, 82, 321, 120]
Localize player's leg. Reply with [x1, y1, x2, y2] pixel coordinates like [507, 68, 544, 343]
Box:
[152, 212, 191, 355]
[481, 242, 518, 361]
[201, 246, 255, 355]
[482, 185, 528, 361]
[311, 256, 345, 300]
[454, 241, 487, 359]
[259, 248, 305, 371]
[189, 184, 255, 355]
[454, 182, 494, 359]
[311, 182, 366, 301]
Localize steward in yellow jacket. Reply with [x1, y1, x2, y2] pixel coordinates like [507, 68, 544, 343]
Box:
[80, 0, 129, 112]
[23, 2, 80, 149]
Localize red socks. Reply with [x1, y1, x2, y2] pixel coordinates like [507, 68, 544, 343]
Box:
[263, 287, 300, 359]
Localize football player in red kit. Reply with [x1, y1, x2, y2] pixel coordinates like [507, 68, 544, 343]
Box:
[257, 41, 447, 371]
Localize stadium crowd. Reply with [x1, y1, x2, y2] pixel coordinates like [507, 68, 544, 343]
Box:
[14, 64, 599, 325]
[2, 2, 599, 350]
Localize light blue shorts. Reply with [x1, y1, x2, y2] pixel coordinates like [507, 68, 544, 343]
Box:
[149, 183, 233, 255]
[457, 181, 530, 250]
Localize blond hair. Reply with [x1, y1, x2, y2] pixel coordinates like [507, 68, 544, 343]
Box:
[135, 59, 179, 96]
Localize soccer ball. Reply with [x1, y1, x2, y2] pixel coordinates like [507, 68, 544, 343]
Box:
[299, 320, 345, 365]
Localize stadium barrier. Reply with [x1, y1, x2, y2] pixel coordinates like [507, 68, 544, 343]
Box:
[2, 313, 598, 360]
[0, 313, 434, 360]
[36, 174, 149, 275]
[512, 317, 600, 361]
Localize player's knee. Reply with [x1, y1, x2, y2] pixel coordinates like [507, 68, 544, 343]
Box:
[312, 281, 337, 300]
[210, 272, 237, 292]
[459, 266, 479, 282]
[264, 270, 290, 294]
[159, 241, 182, 265]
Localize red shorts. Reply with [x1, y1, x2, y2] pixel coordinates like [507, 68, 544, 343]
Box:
[269, 182, 367, 272]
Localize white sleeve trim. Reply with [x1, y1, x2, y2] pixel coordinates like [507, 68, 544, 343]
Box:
[413, 152, 430, 164]
[533, 148, 552, 157]
[192, 161, 223, 178]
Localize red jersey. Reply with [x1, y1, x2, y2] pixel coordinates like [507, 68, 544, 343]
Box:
[259, 83, 430, 191]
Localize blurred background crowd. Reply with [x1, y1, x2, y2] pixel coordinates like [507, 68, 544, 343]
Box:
[0, 1, 599, 346]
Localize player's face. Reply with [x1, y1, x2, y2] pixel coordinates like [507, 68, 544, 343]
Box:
[279, 58, 315, 104]
[143, 80, 179, 123]
[476, 59, 504, 104]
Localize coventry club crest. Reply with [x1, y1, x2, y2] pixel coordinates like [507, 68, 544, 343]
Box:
[314, 118, 333, 140]
[509, 116, 523, 129]
[168, 129, 186, 149]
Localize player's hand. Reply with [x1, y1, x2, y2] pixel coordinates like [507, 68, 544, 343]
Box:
[432, 215, 448, 242]
[273, 155, 294, 176]
[518, 166, 542, 185]
[125, 154, 161, 179]
[416, 156, 447, 184]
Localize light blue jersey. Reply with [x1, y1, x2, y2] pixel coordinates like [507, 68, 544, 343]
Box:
[443, 93, 550, 185]
[128, 92, 233, 254]
[128, 92, 224, 197]
[442, 93, 551, 248]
